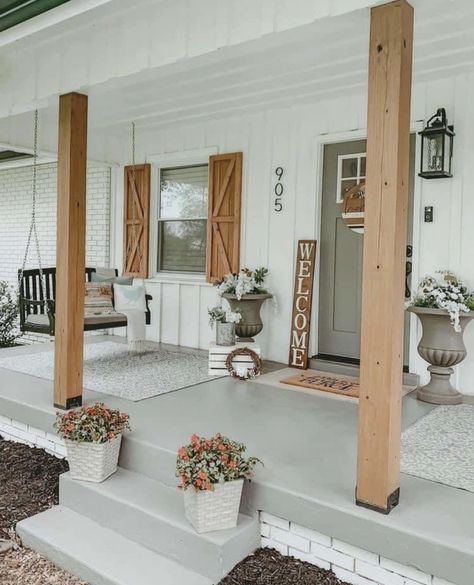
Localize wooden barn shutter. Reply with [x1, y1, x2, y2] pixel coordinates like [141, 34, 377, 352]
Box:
[123, 163, 150, 278]
[206, 152, 242, 283]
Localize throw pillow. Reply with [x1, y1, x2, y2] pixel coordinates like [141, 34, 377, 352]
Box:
[84, 283, 115, 316]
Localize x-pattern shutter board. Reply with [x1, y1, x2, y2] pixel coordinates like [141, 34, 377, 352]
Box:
[128, 171, 145, 221]
[212, 223, 232, 274]
[126, 224, 144, 273]
[213, 159, 235, 216]
[123, 164, 150, 278]
[206, 152, 242, 283]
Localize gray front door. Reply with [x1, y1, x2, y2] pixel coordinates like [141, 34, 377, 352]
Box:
[318, 137, 415, 365]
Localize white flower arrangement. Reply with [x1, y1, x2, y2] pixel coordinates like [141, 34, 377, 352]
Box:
[216, 267, 270, 301]
[410, 271, 474, 332]
[208, 305, 242, 328]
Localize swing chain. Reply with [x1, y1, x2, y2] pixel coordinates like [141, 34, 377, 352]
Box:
[18, 109, 47, 305]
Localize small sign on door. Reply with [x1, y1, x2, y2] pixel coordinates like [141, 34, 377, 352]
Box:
[288, 240, 317, 369]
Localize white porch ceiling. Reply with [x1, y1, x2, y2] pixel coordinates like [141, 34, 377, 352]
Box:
[0, 0, 473, 162]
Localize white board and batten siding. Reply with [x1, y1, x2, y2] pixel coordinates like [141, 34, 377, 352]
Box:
[113, 73, 474, 395]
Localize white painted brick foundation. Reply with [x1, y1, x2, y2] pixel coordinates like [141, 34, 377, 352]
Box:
[0, 414, 65, 458]
[259, 512, 458, 585]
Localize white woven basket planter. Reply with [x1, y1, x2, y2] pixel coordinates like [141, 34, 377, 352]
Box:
[183, 479, 244, 533]
[65, 435, 122, 483]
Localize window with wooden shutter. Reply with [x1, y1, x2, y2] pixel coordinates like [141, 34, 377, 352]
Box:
[206, 152, 242, 283]
[123, 163, 150, 278]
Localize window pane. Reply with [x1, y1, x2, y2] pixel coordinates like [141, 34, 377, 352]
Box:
[360, 156, 366, 176]
[160, 165, 208, 219]
[342, 158, 358, 178]
[339, 179, 357, 202]
[158, 220, 207, 272]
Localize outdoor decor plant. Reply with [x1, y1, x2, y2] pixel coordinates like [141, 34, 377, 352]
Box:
[208, 305, 242, 328]
[410, 271, 474, 332]
[0, 281, 19, 348]
[176, 433, 261, 492]
[55, 403, 131, 483]
[55, 402, 130, 443]
[216, 267, 270, 300]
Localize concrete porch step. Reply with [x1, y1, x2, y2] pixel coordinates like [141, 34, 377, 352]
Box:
[60, 468, 260, 582]
[17, 506, 212, 585]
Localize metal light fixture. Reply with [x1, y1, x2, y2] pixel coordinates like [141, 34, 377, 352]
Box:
[419, 108, 455, 179]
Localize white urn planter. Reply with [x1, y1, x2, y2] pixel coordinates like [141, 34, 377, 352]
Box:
[408, 306, 474, 405]
[66, 435, 122, 483]
[183, 479, 244, 533]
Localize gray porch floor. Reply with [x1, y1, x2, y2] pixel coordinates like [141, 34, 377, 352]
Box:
[0, 337, 473, 585]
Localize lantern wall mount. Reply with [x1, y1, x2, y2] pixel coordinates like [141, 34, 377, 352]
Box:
[419, 108, 455, 179]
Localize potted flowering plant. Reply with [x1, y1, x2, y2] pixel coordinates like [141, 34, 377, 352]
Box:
[407, 272, 474, 404]
[216, 267, 272, 341]
[208, 305, 241, 346]
[55, 402, 130, 482]
[176, 433, 261, 533]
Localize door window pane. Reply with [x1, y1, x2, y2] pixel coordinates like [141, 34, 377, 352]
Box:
[342, 157, 358, 178]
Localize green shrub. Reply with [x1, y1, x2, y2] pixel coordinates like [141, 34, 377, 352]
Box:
[0, 281, 19, 348]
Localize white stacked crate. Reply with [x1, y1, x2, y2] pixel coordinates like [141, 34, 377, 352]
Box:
[208, 342, 261, 376]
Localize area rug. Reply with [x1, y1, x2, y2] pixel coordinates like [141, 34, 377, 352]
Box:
[0, 341, 217, 402]
[401, 405, 474, 492]
[280, 370, 359, 398]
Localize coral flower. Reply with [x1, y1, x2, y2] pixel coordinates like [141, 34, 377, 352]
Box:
[198, 471, 208, 480]
[191, 434, 200, 445]
[178, 447, 188, 459]
[228, 460, 237, 469]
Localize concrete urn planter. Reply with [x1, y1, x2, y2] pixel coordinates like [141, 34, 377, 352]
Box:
[222, 293, 272, 342]
[408, 306, 474, 405]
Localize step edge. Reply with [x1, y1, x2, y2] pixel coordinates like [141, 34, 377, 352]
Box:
[60, 470, 257, 544]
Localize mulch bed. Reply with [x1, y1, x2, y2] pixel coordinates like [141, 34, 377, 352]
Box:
[0, 436, 86, 585]
[219, 548, 347, 585]
[0, 437, 68, 540]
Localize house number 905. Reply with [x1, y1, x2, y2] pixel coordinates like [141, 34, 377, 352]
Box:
[274, 167, 284, 212]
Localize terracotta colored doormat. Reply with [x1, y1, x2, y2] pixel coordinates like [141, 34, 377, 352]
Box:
[280, 370, 359, 398]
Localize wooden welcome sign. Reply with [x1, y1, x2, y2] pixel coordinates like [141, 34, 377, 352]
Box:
[288, 240, 317, 369]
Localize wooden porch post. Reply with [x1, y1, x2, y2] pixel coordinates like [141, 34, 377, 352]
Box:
[54, 92, 88, 409]
[356, 0, 413, 514]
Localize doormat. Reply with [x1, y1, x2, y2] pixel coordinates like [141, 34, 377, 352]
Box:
[0, 341, 220, 402]
[280, 371, 359, 398]
[401, 405, 474, 492]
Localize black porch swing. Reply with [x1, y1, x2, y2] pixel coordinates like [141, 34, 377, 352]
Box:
[18, 115, 151, 337]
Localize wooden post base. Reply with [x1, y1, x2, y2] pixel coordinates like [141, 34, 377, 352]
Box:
[356, 487, 400, 515]
[54, 396, 83, 411]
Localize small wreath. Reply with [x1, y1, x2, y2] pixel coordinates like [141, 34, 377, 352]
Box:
[225, 347, 262, 380]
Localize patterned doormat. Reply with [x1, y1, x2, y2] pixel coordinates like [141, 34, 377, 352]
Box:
[0, 341, 219, 402]
[401, 405, 474, 492]
[280, 371, 359, 398]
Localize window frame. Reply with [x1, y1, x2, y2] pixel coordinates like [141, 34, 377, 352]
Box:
[336, 152, 366, 204]
[147, 148, 217, 282]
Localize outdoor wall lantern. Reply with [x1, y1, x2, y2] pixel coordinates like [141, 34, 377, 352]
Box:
[419, 108, 455, 179]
